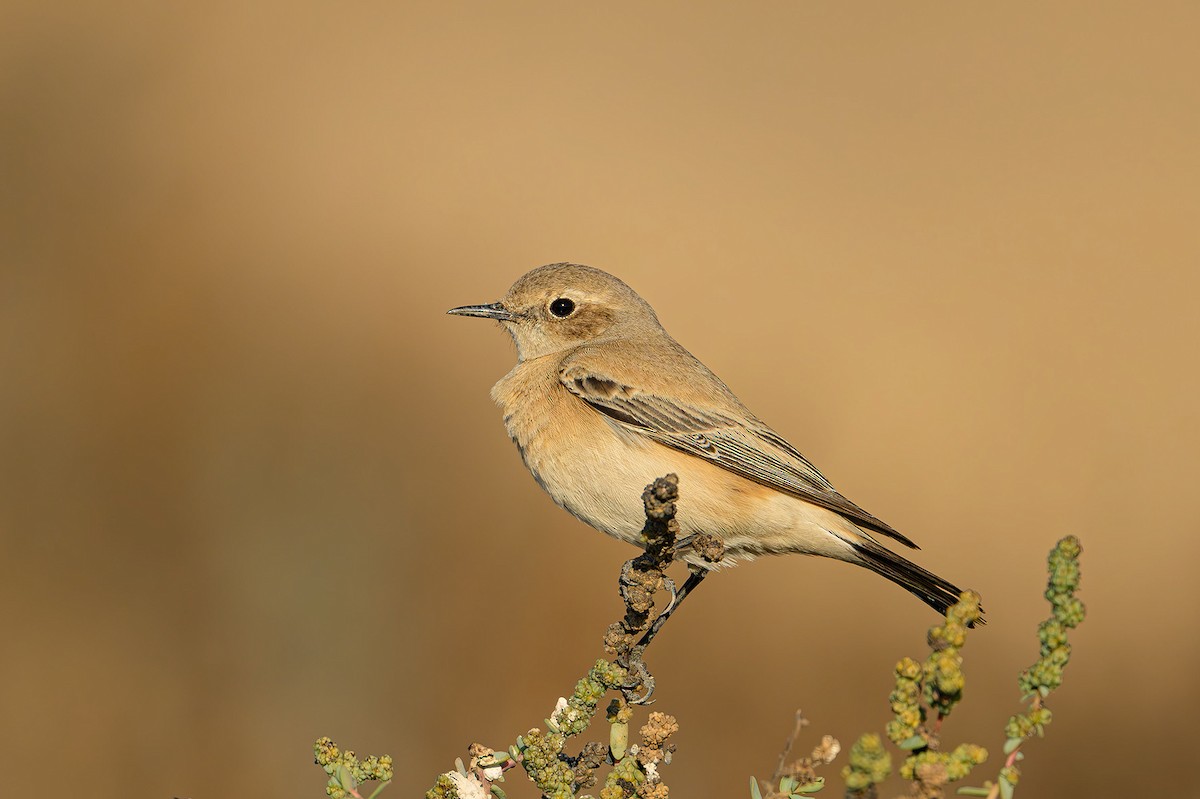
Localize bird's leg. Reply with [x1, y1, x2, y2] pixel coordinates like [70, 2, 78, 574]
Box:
[615, 477, 725, 704]
[659, 573, 679, 614]
[636, 566, 708, 650]
[621, 567, 708, 705]
[635, 532, 722, 653]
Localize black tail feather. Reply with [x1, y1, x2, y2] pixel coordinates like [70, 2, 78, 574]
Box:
[852, 538, 985, 626]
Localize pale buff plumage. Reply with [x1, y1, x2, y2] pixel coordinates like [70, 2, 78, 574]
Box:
[449, 263, 969, 617]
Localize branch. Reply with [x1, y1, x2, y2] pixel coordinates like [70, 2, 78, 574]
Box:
[420, 474, 707, 799]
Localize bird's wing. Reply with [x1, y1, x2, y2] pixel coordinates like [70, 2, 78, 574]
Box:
[560, 360, 917, 548]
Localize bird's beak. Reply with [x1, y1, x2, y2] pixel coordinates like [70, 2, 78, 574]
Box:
[446, 302, 514, 321]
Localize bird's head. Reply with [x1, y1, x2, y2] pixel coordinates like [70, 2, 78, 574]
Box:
[448, 263, 661, 359]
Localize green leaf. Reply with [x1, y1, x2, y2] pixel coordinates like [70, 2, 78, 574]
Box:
[899, 735, 927, 751]
[336, 764, 357, 791]
[1003, 738, 1023, 755]
[795, 776, 825, 793]
[750, 776, 763, 799]
[779, 776, 798, 793]
[956, 788, 991, 797]
[490, 787, 507, 799]
[999, 775, 1015, 799]
[366, 780, 392, 799]
[610, 720, 629, 760]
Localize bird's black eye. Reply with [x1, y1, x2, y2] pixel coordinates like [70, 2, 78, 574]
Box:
[549, 297, 576, 318]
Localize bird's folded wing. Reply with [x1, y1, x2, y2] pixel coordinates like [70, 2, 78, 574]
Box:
[560, 363, 916, 548]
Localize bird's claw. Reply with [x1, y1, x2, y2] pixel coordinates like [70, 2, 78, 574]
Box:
[660, 574, 678, 615]
[619, 645, 656, 705]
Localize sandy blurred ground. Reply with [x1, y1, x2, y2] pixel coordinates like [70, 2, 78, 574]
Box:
[2, 2, 1197, 796]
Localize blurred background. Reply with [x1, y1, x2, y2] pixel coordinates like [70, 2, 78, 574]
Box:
[2, 2, 1197, 797]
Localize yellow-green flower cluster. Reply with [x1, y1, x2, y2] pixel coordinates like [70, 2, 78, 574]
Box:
[923, 647, 965, 718]
[898, 743, 986, 782]
[314, 737, 394, 799]
[924, 591, 981, 719]
[1006, 537, 1085, 747]
[553, 659, 629, 737]
[1004, 706, 1052, 741]
[517, 659, 644, 798]
[1016, 536, 1085, 700]
[885, 657, 924, 746]
[885, 592, 983, 750]
[842, 733, 892, 793]
[1046, 538, 1085, 629]
[877, 594, 988, 791]
[360, 755, 395, 782]
[954, 536, 1088, 799]
[516, 728, 577, 799]
[315, 737, 340, 766]
[599, 751, 646, 799]
[425, 773, 458, 799]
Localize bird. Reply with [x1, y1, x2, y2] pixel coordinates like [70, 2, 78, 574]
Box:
[448, 262, 974, 623]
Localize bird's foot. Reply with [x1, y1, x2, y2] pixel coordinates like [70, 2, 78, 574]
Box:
[619, 645, 656, 705]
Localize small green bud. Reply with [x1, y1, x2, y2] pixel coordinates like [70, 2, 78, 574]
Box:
[1054, 596, 1087, 627]
[314, 737, 340, 766]
[896, 657, 922, 680]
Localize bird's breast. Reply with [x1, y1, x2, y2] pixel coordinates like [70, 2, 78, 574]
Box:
[491, 360, 669, 544]
[489, 359, 859, 563]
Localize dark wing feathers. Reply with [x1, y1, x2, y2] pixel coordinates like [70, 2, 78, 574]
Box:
[561, 366, 917, 548]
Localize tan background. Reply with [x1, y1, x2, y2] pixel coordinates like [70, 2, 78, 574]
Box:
[2, 2, 1197, 797]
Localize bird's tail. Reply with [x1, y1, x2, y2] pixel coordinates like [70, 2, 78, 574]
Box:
[850, 537, 984, 625]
